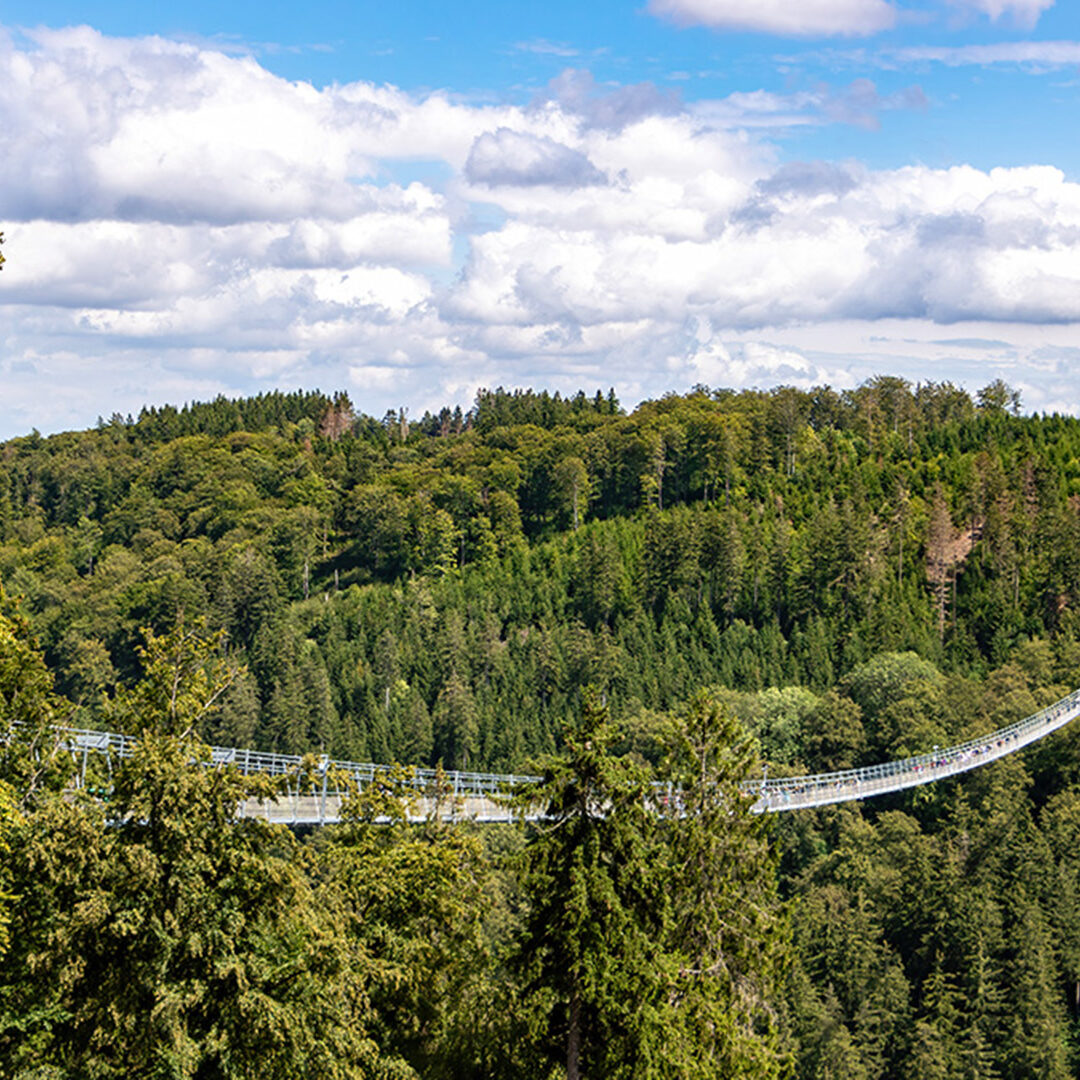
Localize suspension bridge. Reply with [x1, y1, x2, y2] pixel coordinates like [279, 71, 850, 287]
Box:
[56, 686, 1080, 825]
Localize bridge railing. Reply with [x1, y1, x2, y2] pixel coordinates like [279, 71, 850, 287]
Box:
[59, 725, 540, 801]
[745, 687, 1080, 811]
[24, 685, 1080, 820]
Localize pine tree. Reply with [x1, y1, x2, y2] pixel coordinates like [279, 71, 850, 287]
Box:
[906, 957, 964, 1079]
[433, 673, 478, 769]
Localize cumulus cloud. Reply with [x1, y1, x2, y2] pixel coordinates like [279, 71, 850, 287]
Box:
[0, 24, 541, 224]
[647, 0, 897, 37]
[758, 161, 862, 198]
[1, 27, 369, 224]
[681, 331, 848, 389]
[451, 160, 1080, 330]
[465, 129, 606, 188]
[3, 26, 1080, 438]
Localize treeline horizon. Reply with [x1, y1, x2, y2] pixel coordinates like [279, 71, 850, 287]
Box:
[15, 373, 1029, 448]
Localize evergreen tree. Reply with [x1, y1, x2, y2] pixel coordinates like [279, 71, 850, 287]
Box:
[2, 622, 386, 1078]
[319, 791, 496, 1079]
[515, 693, 668, 1079]
[659, 691, 788, 1078]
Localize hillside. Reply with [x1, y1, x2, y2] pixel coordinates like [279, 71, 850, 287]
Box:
[3, 379, 1080, 769]
[6, 379, 1080, 1077]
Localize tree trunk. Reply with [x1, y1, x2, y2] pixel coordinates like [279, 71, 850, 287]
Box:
[567, 987, 582, 1080]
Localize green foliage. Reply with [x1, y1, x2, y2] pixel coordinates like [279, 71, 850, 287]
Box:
[0, 779, 16, 956]
[6, 378, 1080, 1075]
[659, 692, 788, 1078]
[109, 619, 236, 738]
[516, 694, 670, 1079]
[841, 652, 940, 723]
[317, 812, 496, 1079]
[0, 586, 73, 809]
[7, 378, 1080, 773]
[0, 622, 384, 1079]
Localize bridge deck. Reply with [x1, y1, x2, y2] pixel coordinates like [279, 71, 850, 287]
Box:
[54, 687, 1080, 825]
[749, 688, 1080, 812]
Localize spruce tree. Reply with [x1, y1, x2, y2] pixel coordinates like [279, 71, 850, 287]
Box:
[660, 691, 788, 1079]
[515, 693, 669, 1079]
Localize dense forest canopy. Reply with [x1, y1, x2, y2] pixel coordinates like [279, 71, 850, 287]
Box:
[5, 377, 1080, 1077]
[1, 377, 1077, 769]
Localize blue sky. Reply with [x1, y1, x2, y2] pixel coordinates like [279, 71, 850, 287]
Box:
[7, 0, 1077, 171]
[2, 0, 1080, 435]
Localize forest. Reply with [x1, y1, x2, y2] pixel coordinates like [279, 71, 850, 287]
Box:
[4, 377, 1080, 1076]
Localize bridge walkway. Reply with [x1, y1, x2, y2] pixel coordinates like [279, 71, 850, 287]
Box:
[55, 687, 1080, 825]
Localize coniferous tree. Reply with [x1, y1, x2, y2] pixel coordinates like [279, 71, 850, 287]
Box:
[4, 622, 384, 1079]
[516, 693, 668, 1079]
[660, 691, 788, 1078]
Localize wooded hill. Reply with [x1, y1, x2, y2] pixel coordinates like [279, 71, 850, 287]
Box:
[4, 379, 1080, 1077]
[2, 379, 1079, 771]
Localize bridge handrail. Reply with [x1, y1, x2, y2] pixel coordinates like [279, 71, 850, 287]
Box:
[54, 724, 541, 796]
[21, 685, 1080, 816]
[744, 687, 1080, 810]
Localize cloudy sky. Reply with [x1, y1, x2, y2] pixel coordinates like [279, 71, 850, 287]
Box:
[2, 0, 1080, 437]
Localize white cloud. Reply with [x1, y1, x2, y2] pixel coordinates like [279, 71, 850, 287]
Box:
[451, 160, 1080, 330]
[647, 0, 897, 37]
[1, 27, 362, 223]
[946, 0, 1054, 28]
[533, 69, 682, 131]
[692, 79, 926, 132]
[645, 0, 1052, 37]
[465, 129, 607, 188]
[890, 40, 1080, 66]
[0, 24, 537, 223]
[3, 26, 1080, 438]
[512, 39, 579, 58]
[680, 333, 854, 390]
